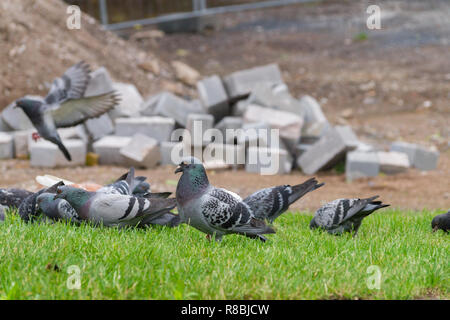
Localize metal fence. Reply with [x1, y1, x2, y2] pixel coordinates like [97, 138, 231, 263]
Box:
[67, 0, 318, 31]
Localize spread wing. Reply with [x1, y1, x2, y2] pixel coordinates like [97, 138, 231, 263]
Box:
[45, 61, 91, 105]
[51, 91, 120, 128]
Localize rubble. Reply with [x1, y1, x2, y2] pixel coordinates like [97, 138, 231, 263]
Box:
[346, 151, 380, 181]
[109, 82, 143, 120]
[92, 136, 132, 166]
[119, 134, 161, 169]
[391, 141, 439, 171]
[30, 139, 86, 168]
[197, 75, 229, 122]
[115, 117, 175, 142]
[377, 151, 410, 174]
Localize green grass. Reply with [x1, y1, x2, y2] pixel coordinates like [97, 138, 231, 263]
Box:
[0, 209, 448, 300]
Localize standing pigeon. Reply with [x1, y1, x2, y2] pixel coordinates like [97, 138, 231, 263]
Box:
[54, 185, 177, 228]
[97, 167, 171, 199]
[18, 181, 65, 222]
[175, 157, 275, 242]
[243, 177, 324, 223]
[15, 61, 120, 161]
[431, 211, 450, 233]
[310, 196, 389, 236]
[0, 188, 34, 208]
[37, 193, 81, 223]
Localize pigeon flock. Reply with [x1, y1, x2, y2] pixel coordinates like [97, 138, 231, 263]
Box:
[0, 156, 446, 240]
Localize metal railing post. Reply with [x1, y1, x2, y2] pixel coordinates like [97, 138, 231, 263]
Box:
[99, 0, 109, 25]
[193, 0, 207, 12]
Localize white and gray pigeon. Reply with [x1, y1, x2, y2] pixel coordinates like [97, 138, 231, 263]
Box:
[37, 192, 81, 223]
[15, 61, 120, 161]
[431, 211, 450, 233]
[54, 185, 177, 228]
[310, 196, 389, 236]
[175, 157, 275, 242]
[243, 177, 324, 223]
[0, 188, 34, 208]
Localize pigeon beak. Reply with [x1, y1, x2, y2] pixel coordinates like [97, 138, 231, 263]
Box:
[175, 166, 183, 174]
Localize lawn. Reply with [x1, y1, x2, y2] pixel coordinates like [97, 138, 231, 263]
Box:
[0, 209, 448, 300]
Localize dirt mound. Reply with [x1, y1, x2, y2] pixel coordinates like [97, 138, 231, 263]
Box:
[0, 0, 190, 109]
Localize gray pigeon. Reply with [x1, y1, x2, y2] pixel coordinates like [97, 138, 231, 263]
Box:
[175, 157, 275, 242]
[37, 193, 81, 223]
[0, 188, 33, 208]
[244, 177, 324, 223]
[431, 211, 450, 233]
[97, 167, 171, 199]
[18, 181, 65, 222]
[15, 61, 120, 161]
[54, 185, 177, 228]
[310, 196, 389, 236]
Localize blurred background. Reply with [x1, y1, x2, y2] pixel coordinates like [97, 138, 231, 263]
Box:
[0, 0, 448, 210]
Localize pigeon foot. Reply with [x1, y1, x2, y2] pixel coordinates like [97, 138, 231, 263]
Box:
[32, 132, 41, 142]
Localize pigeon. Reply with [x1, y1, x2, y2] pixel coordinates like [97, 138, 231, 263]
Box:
[243, 177, 324, 223]
[15, 61, 120, 161]
[175, 157, 275, 242]
[431, 211, 450, 233]
[18, 181, 65, 221]
[310, 196, 389, 236]
[97, 168, 171, 199]
[0, 188, 34, 208]
[54, 185, 177, 228]
[37, 193, 81, 223]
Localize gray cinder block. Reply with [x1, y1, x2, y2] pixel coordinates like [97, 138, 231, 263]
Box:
[203, 143, 245, 166]
[141, 92, 164, 116]
[115, 116, 175, 142]
[1, 99, 34, 131]
[346, 151, 380, 182]
[108, 82, 143, 120]
[120, 134, 161, 169]
[13, 130, 31, 159]
[223, 64, 284, 100]
[30, 139, 86, 167]
[377, 151, 410, 174]
[84, 67, 114, 97]
[245, 147, 292, 175]
[390, 141, 439, 171]
[0, 132, 14, 159]
[186, 113, 214, 147]
[92, 135, 132, 165]
[298, 125, 359, 174]
[153, 92, 205, 127]
[215, 116, 243, 144]
[197, 75, 229, 122]
[299, 95, 329, 138]
[85, 113, 115, 141]
[160, 141, 184, 165]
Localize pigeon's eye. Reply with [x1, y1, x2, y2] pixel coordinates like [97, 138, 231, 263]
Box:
[57, 189, 62, 194]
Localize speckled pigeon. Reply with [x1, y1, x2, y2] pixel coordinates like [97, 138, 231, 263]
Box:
[15, 61, 120, 161]
[37, 193, 81, 223]
[431, 211, 450, 233]
[54, 185, 177, 228]
[0, 188, 33, 208]
[175, 157, 275, 242]
[97, 167, 171, 199]
[244, 177, 324, 223]
[310, 196, 389, 236]
[18, 181, 65, 221]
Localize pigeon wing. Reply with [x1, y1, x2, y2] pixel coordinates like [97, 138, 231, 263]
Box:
[243, 186, 290, 221]
[51, 91, 120, 128]
[45, 61, 91, 105]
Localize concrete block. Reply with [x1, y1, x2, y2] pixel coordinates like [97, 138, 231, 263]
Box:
[120, 134, 161, 168]
[153, 92, 205, 127]
[186, 113, 214, 147]
[245, 147, 292, 175]
[299, 95, 329, 138]
[109, 82, 143, 120]
[84, 67, 114, 97]
[243, 104, 303, 146]
[298, 125, 359, 174]
[204, 143, 245, 166]
[92, 136, 132, 165]
[160, 141, 184, 165]
[13, 130, 31, 158]
[223, 64, 284, 100]
[1, 100, 34, 130]
[141, 92, 164, 116]
[115, 116, 175, 142]
[215, 116, 243, 143]
[197, 75, 229, 121]
[0, 132, 14, 159]
[84, 113, 114, 141]
[390, 141, 439, 171]
[0, 116, 13, 132]
[346, 151, 380, 181]
[30, 139, 86, 167]
[377, 151, 410, 174]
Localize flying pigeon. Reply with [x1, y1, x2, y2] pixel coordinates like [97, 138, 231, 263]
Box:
[18, 181, 65, 222]
[243, 177, 324, 223]
[175, 157, 275, 242]
[97, 167, 171, 199]
[310, 196, 389, 236]
[54, 185, 177, 228]
[431, 211, 450, 233]
[0, 188, 34, 208]
[37, 192, 81, 223]
[15, 61, 120, 161]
